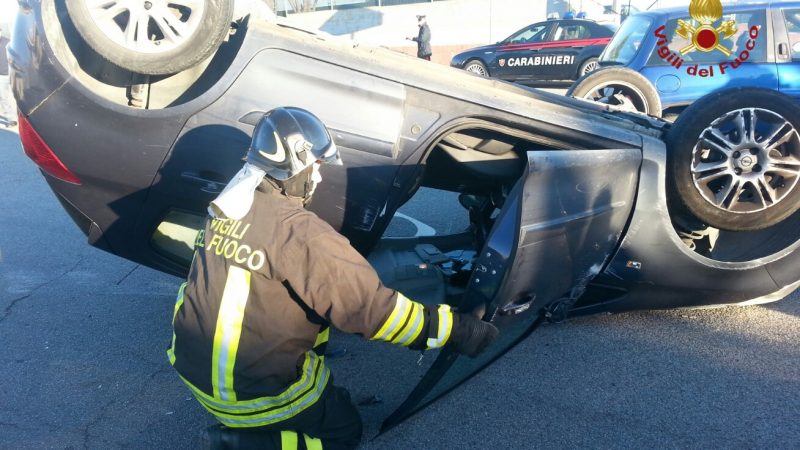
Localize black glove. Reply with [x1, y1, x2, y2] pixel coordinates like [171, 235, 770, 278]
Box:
[449, 313, 499, 358]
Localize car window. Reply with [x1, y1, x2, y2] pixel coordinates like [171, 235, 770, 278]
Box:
[553, 24, 592, 41]
[506, 24, 549, 44]
[601, 22, 620, 33]
[600, 14, 653, 64]
[782, 8, 800, 59]
[646, 9, 767, 66]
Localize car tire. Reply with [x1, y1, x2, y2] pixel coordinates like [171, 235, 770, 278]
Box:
[464, 60, 489, 77]
[666, 87, 800, 231]
[577, 57, 599, 77]
[567, 67, 662, 117]
[64, 0, 234, 75]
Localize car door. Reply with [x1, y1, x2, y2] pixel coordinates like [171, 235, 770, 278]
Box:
[638, 8, 777, 110]
[533, 21, 600, 81]
[774, 5, 800, 99]
[381, 147, 641, 431]
[492, 22, 554, 81]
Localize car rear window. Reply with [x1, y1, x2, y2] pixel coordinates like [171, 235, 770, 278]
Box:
[646, 9, 767, 66]
[600, 15, 653, 65]
[553, 24, 592, 41]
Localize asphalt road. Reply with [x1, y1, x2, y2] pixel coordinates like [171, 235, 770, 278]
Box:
[1, 128, 799, 449]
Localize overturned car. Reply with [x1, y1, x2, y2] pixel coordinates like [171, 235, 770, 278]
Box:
[8, 0, 800, 429]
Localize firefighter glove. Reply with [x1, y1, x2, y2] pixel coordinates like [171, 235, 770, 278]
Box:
[449, 313, 499, 358]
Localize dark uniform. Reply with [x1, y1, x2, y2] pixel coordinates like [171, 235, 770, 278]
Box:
[413, 20, 432, 60]
[168, 180, 454, 449]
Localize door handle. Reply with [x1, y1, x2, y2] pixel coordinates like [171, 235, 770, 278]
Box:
[778, 43, 790, 59]
[498, 295, 535, 316]
[181, 171, 225, 194]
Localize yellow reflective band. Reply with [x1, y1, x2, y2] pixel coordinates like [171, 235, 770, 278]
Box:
[426, 304, 453, 349]
[371, 294, 412, 342]
[167, 282, 188, 365]
[195, 229, 206, 248]
[211, 266, 252, 402]
[304, 434, 323, 450]
[212, 366, 330, 427]
[281, 431, 298, 450]
[180, 353, 331, 427]
[184, 353, 322, 409]
[173, 282, 187, 323]
[314, 327, 330, 348]
[391, 301, 423, 346]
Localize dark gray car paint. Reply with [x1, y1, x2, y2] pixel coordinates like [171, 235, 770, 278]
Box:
[580, 134, 800, 314]
[383, 147, 642, 428]
[11, 1, 655, 270]
[11, 0, 800, 314]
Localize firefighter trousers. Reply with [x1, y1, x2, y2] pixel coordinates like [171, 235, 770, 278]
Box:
[203, 383, 363, 450]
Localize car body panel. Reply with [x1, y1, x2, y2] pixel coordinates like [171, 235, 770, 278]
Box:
[382, 147, 642, 430]
[640, 63, 779, 108]
[773, 4, 800, 97]
[578, 133, 800, 315]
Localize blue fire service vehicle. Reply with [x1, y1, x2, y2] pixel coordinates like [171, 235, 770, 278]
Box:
[570, 2, 800, 116]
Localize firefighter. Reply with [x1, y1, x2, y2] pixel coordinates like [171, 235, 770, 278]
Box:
[168, 107, 499, 450]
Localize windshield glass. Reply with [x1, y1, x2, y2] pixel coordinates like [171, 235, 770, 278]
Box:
[600, 15, 654, 64]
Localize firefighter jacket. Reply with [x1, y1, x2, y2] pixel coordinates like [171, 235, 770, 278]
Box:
[168, 181, 455, 428]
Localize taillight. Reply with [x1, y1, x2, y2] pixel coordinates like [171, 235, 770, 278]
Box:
[18, 113, 81, 185]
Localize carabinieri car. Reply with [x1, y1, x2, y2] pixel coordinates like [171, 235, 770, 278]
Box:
[450, 18, 616, 83]
[9, 0, 800, 431]
[569, 1, 800, 116]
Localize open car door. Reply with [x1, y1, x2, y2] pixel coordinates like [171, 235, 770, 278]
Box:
[382, 148, 642, 432]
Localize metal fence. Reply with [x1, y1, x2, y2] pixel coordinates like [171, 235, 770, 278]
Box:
[275, 0, 451, 16]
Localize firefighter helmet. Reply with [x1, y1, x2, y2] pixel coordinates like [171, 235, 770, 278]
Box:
[246, 107, 342, 181]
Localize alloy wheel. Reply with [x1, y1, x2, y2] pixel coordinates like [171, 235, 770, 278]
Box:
[81, 0, 206, 54]
[465, 62, 487, 77]
[581, 60, 599, 75]
[581, 81, 648, 114]
[691, 108, 800, 214]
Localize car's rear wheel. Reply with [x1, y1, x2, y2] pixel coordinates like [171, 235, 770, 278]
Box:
[667, 88, 800, 231]
[464, 60, 489, 77]
[64, 0, 234, 75]
[578, 57, 599, 77]
[567, 67, 662, 117]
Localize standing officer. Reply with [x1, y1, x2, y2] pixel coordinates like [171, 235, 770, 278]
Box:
[168, 107, 498, 449]
[407, 14, 432, 61]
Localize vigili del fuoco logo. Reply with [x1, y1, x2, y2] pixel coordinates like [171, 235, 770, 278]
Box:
[652, 0, 760, 77]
